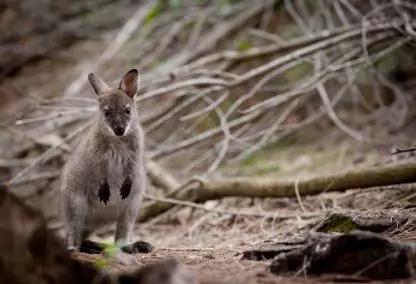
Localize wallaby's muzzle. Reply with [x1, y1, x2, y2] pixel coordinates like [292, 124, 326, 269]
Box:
[114, 126, 125, 136]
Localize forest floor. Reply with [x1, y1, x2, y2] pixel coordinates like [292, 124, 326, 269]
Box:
[76, 248, 329, 284]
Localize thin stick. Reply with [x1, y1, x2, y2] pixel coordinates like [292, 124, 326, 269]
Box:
[294, 179, 306, 213]
[143, 194, 321, 220]
[392, 147, 416, 155]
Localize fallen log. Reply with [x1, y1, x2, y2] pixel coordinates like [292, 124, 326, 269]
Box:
[139, 162, 416, 221]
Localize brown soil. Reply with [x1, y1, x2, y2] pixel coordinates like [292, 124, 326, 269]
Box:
[75, 248, 340, 284]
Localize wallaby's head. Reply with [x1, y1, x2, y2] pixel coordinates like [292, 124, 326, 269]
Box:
[88, 69, 139, 137]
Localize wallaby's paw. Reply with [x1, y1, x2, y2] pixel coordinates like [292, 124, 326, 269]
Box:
[98, 182, 110, 204]
[121, 241, 154, 254]
[120, 177, 132, 199]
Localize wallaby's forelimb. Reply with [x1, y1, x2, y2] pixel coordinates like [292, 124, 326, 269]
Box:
[120, 159, 135, 199]
[120, 177, 132, 199]
[98, 182, 110, 204]
[96, 158, 110, 203]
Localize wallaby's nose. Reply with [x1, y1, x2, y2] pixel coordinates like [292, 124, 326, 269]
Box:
[114, 126, 125, 136]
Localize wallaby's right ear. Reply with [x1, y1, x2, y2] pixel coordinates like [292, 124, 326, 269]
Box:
[88, 73, 110, 95]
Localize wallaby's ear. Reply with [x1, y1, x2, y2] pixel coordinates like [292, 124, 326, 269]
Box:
[119, 69, 139, 98]
[88, 73, 110, 95]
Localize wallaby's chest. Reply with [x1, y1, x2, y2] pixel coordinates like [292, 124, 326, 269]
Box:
[103, 142, 133, 188]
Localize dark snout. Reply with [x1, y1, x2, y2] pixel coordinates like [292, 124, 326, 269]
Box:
[114, 126, 125, 136]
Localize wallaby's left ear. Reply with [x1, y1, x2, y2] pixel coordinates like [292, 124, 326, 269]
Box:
[119, 69, 139, 98]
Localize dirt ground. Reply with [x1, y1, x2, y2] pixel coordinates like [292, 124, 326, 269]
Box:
[76, 247, 368, 284]
[74, 242, 416, 284]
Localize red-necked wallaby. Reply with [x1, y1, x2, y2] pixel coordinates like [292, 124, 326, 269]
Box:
[61, 69, 148, 252]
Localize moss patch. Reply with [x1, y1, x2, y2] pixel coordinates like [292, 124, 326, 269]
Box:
[317, 213, 357, 233]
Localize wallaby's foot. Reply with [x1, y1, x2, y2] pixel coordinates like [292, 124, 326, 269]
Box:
[79, 240, 154, 255]
[120, 177, 132, 199]
[80, 240, 104, 254]
[98, 182, 110, 204]
[121, 241, 154, 254]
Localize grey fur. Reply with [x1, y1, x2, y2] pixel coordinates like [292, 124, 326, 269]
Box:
[61, 69, 145, 250]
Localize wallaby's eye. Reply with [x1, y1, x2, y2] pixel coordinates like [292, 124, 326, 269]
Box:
[125, 106, 131, 115]
[103, 108, 110, 116]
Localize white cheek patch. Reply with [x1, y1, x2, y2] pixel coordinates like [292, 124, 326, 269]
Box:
[106, 124, 115, 136]
[124, 119, 132, 134]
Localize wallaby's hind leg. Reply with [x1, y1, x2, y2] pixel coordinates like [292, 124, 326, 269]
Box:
[115, 209, 135, 245]
[65, 196, 88, 251]
[115, 180, 141, 245]
[114, 186, 154, 254]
